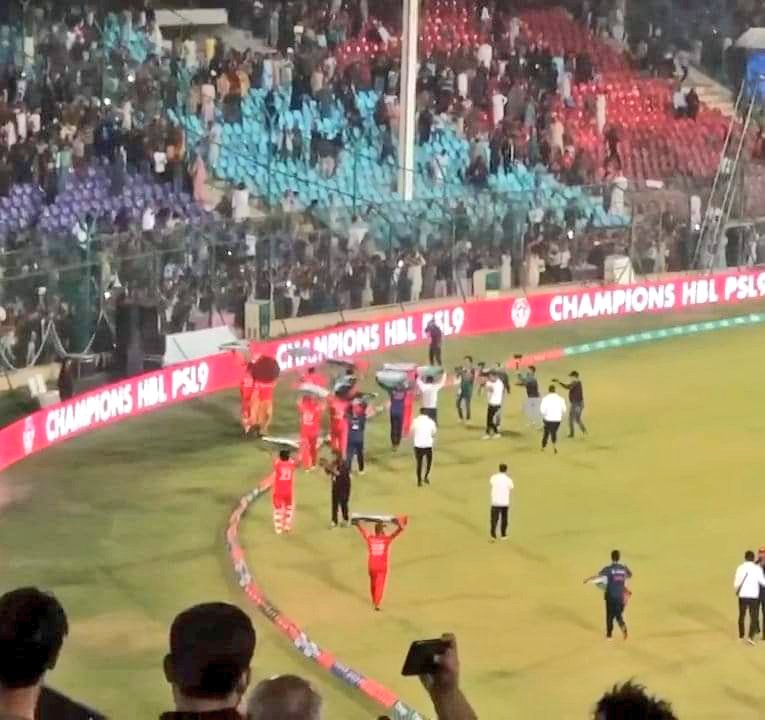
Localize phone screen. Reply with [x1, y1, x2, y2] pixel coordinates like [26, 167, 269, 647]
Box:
[401, 638, 449, 676]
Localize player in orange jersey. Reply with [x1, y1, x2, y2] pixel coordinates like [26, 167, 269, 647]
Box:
[354, 516, 407, 611]
[298, 394, 323, 469]
[272, 449, 297, 534]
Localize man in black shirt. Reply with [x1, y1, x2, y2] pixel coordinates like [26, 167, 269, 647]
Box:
[517, 365, 541, 427]
[584, 549, 632, 640]
[426, 319, 443, 366]
[322, 451, 352, 528]
[556, 370, 587, 438]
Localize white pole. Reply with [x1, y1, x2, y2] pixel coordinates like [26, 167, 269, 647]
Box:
[397, 0, 419, 201]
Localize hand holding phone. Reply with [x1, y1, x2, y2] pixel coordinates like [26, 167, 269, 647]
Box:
[401, 638, 449, 676]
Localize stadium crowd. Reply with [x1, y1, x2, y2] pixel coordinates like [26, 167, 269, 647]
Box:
[0, 586, 680, 720]
[0, 0, 760, 368]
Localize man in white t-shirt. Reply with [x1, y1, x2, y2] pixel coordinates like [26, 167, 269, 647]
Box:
[417, 372, 446, 424]
[482, 371, 505, 439]
[734, 550, 765, 644]
[540, 384, 567, 454]
[411, 409, 437, 487]
[142, 206, 156, 233]
[232, 182, 250, 222]
[489, 463, 514, 541]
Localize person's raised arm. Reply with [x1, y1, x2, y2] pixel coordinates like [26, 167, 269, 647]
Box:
[420, 634, 477, 720]
[353, 519, 369, 540]
[389, 517, 407, 540]
[437, 373, 447, 389]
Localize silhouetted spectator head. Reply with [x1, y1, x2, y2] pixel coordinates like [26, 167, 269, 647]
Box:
[594, 681, 677, 720]
[247, 675, 322, 720]
[163, 602, 256, 712]
[0, 587, 68, 716]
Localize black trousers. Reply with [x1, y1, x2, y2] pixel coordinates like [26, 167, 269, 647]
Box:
[429, 345, 442, 366]
[486, 404, 501, 435]
[605, 596, 627, 638]
[490, 505, 508, 538]
[390, 413, 403, 447]
[331, 484, 350, 524]
[347, 442, 365, 472]
[456, 392, 472, 420]
[542, 420, 560, 447]
[414, 446, 433, 485]
[760, 596, 765, 638]
[738, 597, 760, 639]
[423, 407, 438, 424]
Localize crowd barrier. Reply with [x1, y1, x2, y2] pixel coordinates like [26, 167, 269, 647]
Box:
[1, 267, 764, 473]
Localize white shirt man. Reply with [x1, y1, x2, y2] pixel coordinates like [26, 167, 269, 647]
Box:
[232, 185, 250, 222]
[491, 91, 507, 127]
[489, 464, 514, 540]
[483, 374, 505, 439]
[477, 42, 493, 69]
[417, 373, 446, 424]
[734, 551, 765, 643]
[142, 207, 156, 233]
[540, 385, 567, 453]
[411, 410, 437, 486]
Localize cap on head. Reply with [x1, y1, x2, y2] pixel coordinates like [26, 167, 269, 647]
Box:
[166, 602, 256, 699]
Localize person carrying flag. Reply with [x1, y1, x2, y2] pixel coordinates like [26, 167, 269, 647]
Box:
[353, 516, 407, 611]
[298, 394, 323, 470]
[346, 399, 368, 474]
[386, 382, 410, 450]
[271, 449, 297, 534]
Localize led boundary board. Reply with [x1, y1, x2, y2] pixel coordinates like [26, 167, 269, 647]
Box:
[1, 267, 765, 473]
[259, 268, 765, 371]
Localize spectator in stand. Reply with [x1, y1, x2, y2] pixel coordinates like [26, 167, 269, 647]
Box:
[161, 602, 256, 720]
[0, 587, 69, 720]
[593, 681, 677, 720]
[247, 675, 322, 720]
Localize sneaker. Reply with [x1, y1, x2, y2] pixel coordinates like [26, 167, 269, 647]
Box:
[424, 477, 431, 485]
[492, 433, 501, 439]
[374, 606, 381, 612]
[500, 535, 508, 541]
[482, 434, 491, 440]
[747, 637, 756, 646]
[489, 537, 496, 543]
[554, 446, 559, 455]
[358, 469, 366, 476]
[329, 522, 337, 529]
[622, 627, 628, 640]
[606, 636, 613, 642]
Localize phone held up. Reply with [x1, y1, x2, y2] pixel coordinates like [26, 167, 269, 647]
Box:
[401, 638, 449, 677]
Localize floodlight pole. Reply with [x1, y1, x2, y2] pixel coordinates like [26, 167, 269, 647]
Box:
[396, 0, 419, 202]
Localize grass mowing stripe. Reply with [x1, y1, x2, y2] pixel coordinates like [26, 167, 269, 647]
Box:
[563, 313, 765, 357]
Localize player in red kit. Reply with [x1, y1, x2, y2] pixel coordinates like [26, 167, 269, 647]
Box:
[354, 517, 407, 611]
[272, 449, 297, 534]
[328, 395, 349, 457]
[239, 363, 257, 435]
[256, 379, 276, 435]
[298, 394, 323, 469]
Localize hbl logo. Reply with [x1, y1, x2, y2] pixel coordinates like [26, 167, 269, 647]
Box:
[510, 297, 531, 328]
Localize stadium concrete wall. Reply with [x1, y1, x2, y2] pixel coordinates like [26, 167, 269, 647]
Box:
[0, 267, 764, 472]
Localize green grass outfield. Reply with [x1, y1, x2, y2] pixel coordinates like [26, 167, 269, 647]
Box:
[2, 300, 765, 719]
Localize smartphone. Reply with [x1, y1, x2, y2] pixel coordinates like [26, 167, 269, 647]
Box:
[401, 638, 449, 676]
